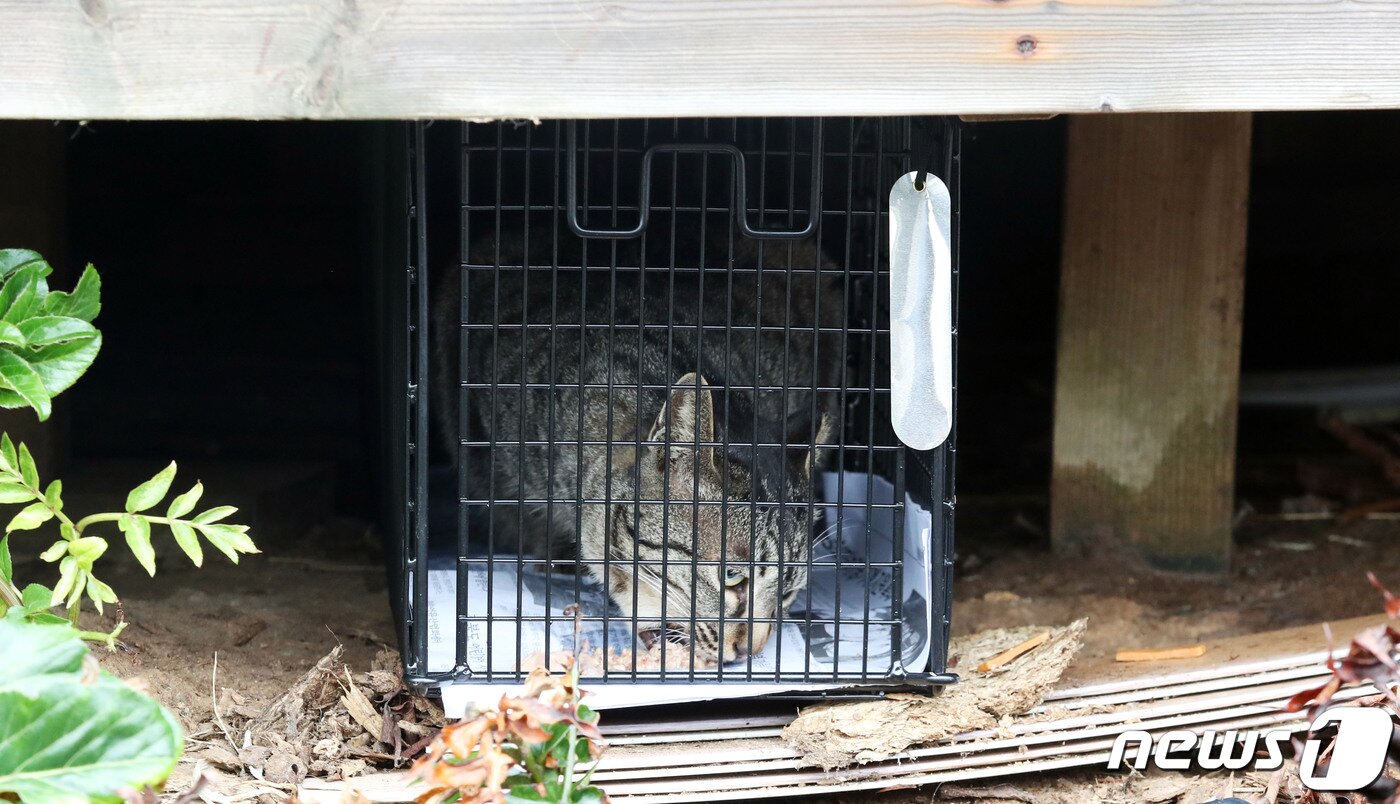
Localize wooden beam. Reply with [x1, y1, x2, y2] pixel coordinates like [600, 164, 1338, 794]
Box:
[1, 1, 1399, 120]
[0, 122, 69, 475]
[1051, 113, 1251, 573]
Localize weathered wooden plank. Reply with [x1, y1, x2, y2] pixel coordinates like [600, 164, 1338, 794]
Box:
[1, 1, 1399, 120]
[1050, 113, 1251, 573]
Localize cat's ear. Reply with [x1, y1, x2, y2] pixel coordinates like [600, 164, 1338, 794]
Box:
[798, 413, 836, 478]
[648, 373, 716, 468]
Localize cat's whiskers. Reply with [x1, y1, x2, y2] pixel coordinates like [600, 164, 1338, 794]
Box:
[635, 571, 665, 594]
[810, 521, 842, 546]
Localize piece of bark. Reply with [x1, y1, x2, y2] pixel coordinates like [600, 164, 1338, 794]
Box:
[339, 669, 386, 741]
[783, 619, 1086, 770]
[1115, 643, 1206, 662]
[250, 646, 345, 741]
[936, 783, 1035, 802]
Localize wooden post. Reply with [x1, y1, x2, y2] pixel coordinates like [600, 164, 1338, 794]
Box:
[0, 122, 69, 475]
[1051, 113, 1251, 573]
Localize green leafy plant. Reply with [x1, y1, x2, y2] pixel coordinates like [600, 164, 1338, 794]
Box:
[409, 661, 607, 803]
[0, 613, 183, 803]
[0, 249, 102, 422]
[0, 448, 258, 635]
[0, 248, 257, 802]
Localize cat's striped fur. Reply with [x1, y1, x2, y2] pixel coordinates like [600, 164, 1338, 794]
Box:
[432, 235, 843, 663]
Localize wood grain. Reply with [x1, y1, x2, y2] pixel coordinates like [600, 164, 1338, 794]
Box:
[1114, 644, 1208, 663]
[1051, 113, 1251, 573]
[1, 1, 1399, 119]
[977, 630, 1051, 673]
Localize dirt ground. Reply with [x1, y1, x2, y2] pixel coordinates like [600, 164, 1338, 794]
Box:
[953, 499, 1400, 658]
[32, 500, 1400, 801]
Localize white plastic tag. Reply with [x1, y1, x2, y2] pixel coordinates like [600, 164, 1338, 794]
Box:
[888, 171, 953, 451]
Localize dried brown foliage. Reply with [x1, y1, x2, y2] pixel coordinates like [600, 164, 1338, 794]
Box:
[1281, 573, 1400, 803]
[1286, 576, 1400, 717]
[409, 661, 606, 804]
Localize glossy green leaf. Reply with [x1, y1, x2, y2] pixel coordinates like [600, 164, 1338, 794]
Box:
[0, 264, 48, 324]
[7, 501, 53, 532]
[0, 322, 25, 347]
[0, 534, 10, 585]
[0, 614, 86, 682]
[126, 462, 176, 513]
[45, 478, 63, 511]
[166, 481, 203, 519]
[169, 521, 202, 567]
[85, 575, 117, 613]
[0, 256, 102, 413]
[1, 433, 17, 475]
[50, 556, 80, 606]
[0, 482, 34, 503]
[65, 571, 86, 609]
[17, 315, 98, 347]
[0, 675, 181, 804]
[39, 540, 67, 562]
[18, 442, 38, 488]
[0, 618, 182, 802]
[68, 537, 107, 565]
[121, 514, 156, 576]
[21, 583, 56, 616]
[192, 505, 237, 524]
[0, 349, 52, 421]
[41, 264, 102, 323]
[198, 522, 257, 564]
[24, 334, 102, 398]
[0, 249, 44, 281]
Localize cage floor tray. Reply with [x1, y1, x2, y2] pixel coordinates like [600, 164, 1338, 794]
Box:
[428, 472, 934, 713]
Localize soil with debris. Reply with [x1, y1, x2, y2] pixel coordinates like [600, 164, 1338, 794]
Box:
[33, 502, 1400, 802]
[954, 501, 1400, 662]
[12, 517, 423, 801]
[819, 767, 1286, 803]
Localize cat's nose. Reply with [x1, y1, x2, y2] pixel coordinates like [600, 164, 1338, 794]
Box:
[720, 622, 774, 662]
[725, 623, 768, 660]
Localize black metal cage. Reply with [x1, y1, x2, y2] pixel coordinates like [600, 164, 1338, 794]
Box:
[385, 117, 959, 694]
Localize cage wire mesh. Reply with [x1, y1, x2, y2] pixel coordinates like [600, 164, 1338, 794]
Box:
[395, 117, 958, 692]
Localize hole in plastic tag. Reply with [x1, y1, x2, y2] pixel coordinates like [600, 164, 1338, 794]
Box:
[888, 171, 953, 451]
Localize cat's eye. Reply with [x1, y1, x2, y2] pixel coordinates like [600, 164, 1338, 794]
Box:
[724, 568, 746, 587]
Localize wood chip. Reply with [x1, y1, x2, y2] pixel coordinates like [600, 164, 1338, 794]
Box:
[338, 669, 385, 740]
[937, 782, 1036, 802]
[977, 631, 1050, 673]
[1114, 643, 1207, 662]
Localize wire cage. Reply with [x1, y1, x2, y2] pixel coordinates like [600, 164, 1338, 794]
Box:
[386, 116, 959, 698]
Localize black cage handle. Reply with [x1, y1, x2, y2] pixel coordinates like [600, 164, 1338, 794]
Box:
[564, 121, 823, 241]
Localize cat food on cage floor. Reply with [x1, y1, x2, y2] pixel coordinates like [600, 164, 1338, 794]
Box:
[387, 116, 957, 707]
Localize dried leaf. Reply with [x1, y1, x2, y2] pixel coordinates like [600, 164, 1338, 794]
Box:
[338, 669, 385, 740]
[1368, 571, 1400, 619]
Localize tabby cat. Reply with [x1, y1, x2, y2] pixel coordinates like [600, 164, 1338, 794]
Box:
[432, 234, 843, 664]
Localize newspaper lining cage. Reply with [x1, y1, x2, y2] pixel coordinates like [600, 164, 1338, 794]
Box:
[384, 117, 959, 707]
